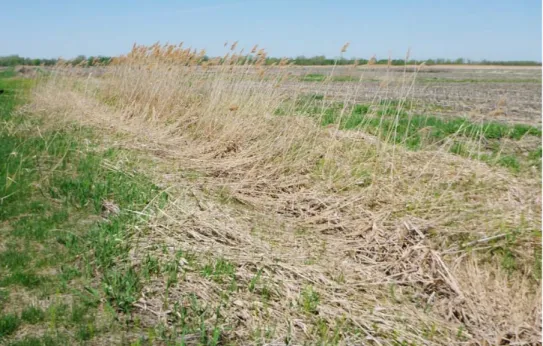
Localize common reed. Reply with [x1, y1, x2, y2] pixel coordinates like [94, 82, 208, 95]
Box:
[30, 41, 541, 345]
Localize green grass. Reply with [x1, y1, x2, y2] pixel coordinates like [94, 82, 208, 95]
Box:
[0, 71, 168, 343]
[496, 155, 521, 172]
[339, 106, 540, 143]
[0, 69, 16, 79]
[0, 249, 31, 271]
[300, 286, 320, 315]
[0, 71, 233, 345]
[528, 147, 542, 168]
[6, 334, 68, 346]
[201, 257, 236, 283]
[0, 314, 20, 338]
[103, 268, 142, 313]
[282, 96, 541, 172]
[20, 306, 46, 324]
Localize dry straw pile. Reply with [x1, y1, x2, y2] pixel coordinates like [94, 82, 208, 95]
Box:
[31, 42, 541, 345]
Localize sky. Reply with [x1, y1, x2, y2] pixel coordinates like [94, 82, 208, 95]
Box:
[1, 0, 541, 61]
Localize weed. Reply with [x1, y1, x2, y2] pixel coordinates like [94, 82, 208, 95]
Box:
[420, 77, 541, 84]
[76, 324, 95, 341]
[70, 303, 91, 324]
[528, 147, 542, 168]
[449, 142, 468, 156]
[0, 68, 16, 79]
[103, 268, 141, 313]
[59, 265, 82, 282]
[0, 248, 31, 270]
[1, 271, 45, 288]
[333, 271, 345, 284]
[142, 254, 161, 279]
[201, 258, 235, 283]
[163, 259, 179, 288]
[289, 97, 540, 171]
[300, 73, 327, 82]
[0, 314, 20, 338]
[0, 290, 8, 310]
[533, 247, 542, 281]
[300, 74, 360, 82]
[21, 305, 46, 324]
[300, 286, 320, 314]
[497, 155, 520, 172]
[248, 268, 263, 293]
[7, 335, 67, 346]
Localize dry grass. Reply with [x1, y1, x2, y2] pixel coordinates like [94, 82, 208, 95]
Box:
[29, 42, 541, 345]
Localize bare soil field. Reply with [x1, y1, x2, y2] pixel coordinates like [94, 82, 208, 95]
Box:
[279, 65, 542, 124]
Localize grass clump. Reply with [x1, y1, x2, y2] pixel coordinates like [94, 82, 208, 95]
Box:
[103, 268, 141, 313]
[0, 314, 20, 338]
[201, 258, 236, 283]
[0, 249, 31, 271]
[20, 306, 46, 324]
[300, 286, 320, 315]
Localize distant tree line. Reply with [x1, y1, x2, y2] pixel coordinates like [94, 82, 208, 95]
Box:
[0, 54, 540, 67]
[0, 55, 58, 66]
[0, 55, 111, 67]
[271, 56, 542, 66]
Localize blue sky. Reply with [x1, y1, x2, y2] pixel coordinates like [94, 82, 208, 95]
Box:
[1, 0, 541, 61]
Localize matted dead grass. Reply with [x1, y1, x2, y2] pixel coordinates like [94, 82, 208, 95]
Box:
[28, 43, 542, 345]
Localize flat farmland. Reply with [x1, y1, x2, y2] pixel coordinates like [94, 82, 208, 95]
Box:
[276, 65, 542, 124]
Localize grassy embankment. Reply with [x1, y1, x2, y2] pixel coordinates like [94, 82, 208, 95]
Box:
[2, 41, 541, 345]
[0, 69, 176, 345]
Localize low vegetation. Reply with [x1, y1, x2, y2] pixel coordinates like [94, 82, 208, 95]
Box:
[0, 40, 541, 345]
[276, 96, 541, 172]
[0, 74, 169, 344]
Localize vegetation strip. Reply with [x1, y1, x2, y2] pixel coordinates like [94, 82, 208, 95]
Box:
[276, 96, 542, 172]
[0, 72, 168, 344]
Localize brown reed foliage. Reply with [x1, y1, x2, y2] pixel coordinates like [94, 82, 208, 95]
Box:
[30, 42, 541, 345]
